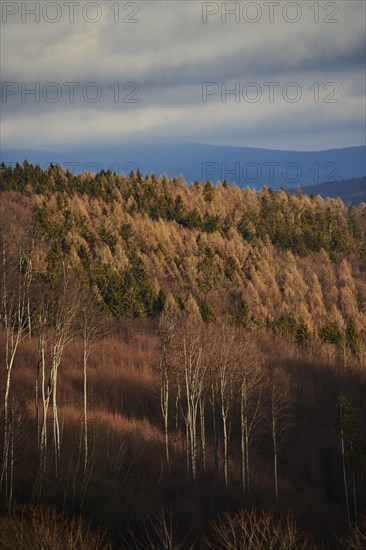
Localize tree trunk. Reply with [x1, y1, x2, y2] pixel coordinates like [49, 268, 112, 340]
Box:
[222, 408, 228, 490]
[240, 380, 248, 497]
[240, 396, 246, 497]
[1, 337, 20, 506]
[245, 417, 250, 497]
[83, 339, 88, 472]
[350, 440, 358, 527]
[36, 333, 45, 459]
[161, 365, 169, 469]
[174, 387, 180, 455]
[274, 444, 278, 506]
[340, 404, 350, 526]
[52, 361, 60, 478]
[211, 382, 219, 478]
[190, 399, 198, 482]
[199, 398, 206, 479]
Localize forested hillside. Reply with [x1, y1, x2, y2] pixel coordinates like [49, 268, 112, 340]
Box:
[1, 161, 366, 337]
[0, 161, 365, 548]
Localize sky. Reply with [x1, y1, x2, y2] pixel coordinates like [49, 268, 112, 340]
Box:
[1, 0, 365, 151]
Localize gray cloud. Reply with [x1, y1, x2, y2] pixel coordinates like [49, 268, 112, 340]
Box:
[1, 0, 365, 150]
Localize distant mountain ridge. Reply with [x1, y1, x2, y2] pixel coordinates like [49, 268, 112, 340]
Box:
[289, 177, 366, 205]
[1, 143, 365, 191]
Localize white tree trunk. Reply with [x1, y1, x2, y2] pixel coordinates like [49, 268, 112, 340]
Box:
[83, 341, 88, 472]
[199, 398, 206, 479]
[340, 405, 350, 526]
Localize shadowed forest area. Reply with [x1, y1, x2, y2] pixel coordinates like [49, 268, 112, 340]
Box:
[0, 162, 365, 548]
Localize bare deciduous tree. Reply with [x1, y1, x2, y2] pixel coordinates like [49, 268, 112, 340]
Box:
[206, 508, 310, 550]
[0, 209, 33, 506]
[237, 335, 264, 498]
[126, 507, 195, 550]
[79, 294, 101, 473]
[179, 320, 206, 481]
[338, 393, 366, 528]
[159, 311, 178, 471]
[38, 268, 78, 477]
[211, 324, 236, 490]
[267, 367, 293, 506]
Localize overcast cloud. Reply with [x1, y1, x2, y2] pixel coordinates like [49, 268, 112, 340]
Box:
[1, 0, 365, 151]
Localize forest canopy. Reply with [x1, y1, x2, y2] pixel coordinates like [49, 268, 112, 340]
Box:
[1, 161, 365, 342]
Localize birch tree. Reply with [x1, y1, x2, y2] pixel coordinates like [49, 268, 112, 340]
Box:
[179, 321, 206, 481]
[159, 311, 178, 471]
[38, 268, 78, 477]
[268, 367, 293, 507]
[80, 295, 101, 473]
[208, 365, 220, 479]
[0, 209, 33, 506]
[34, 293, 49, 462]
[338, 393, 366, 528]
[211, 324, 236, 490]
[237, 336, 264, 497]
